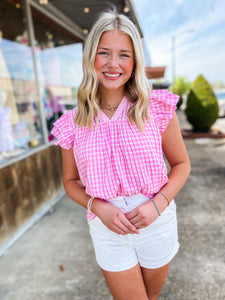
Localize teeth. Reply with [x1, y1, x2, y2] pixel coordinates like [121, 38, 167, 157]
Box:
[104, 73, 120, 77]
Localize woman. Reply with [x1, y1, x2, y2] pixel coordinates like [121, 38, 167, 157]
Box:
[52, 10, 190, 300]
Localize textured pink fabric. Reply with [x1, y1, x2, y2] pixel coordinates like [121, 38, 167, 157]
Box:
[51, 90, 179, 219]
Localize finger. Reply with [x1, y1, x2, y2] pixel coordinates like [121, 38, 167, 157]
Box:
[128, 214, 141, 225]
[110, 218, 140, 235]
[116, 212, 140, 234]
[119, 223, 134, 234]
[125, 209, 138, 220]
[132, 220, 145, 229]
[121, 219, 140, 234]
[111, 223, 131, 235]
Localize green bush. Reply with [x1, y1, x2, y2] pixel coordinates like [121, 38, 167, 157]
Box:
[169, 77, 191, 108]
[185, 74, 219, 132]
[169, 87, 183, 108]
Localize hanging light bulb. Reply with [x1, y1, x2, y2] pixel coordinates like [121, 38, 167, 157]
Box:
[123, 6, 130, 13]
[84, 7, 90, 13]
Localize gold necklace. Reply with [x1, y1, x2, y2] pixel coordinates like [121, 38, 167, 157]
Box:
[99, 104, 119, 111]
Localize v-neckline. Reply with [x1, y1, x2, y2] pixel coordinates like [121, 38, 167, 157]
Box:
[99, 97, 127, 122]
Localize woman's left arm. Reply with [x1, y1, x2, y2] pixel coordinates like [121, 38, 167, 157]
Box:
[159, 112, 191, 201]
[126, 112, 191, 229]
[149, 111, 191, 219]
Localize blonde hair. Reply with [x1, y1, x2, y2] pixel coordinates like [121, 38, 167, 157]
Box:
[75, 9, 151, 131]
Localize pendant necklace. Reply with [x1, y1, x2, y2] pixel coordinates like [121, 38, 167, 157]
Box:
[100, 104, 119, 111]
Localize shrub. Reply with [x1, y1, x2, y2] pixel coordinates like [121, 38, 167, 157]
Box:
[169, 77, 191, 108]
[185, 75, 219, 132]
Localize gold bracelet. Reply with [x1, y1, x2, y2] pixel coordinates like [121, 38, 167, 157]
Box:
[150, 198, 161, 216]
[158, 192, 170, 206]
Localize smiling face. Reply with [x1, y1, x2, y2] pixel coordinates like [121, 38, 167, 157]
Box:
[94, 30, 134, 96]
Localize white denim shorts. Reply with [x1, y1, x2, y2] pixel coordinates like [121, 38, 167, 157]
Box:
[88, 194, 179, 272]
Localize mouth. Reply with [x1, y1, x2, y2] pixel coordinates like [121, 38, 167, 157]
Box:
[103, 72, 122, 78]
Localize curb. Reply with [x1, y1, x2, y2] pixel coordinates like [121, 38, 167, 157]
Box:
[181, 129, 225, 139]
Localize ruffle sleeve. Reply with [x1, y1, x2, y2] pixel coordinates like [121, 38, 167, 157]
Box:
[150, 89, 179, 134]
[51, 108, 77, 150]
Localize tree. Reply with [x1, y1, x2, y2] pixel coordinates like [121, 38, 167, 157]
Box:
[185, 75, 219, 132]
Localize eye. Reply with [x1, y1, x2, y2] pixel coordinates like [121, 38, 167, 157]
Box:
[97, 51, 109, 56]
[120, 54, 130, 58]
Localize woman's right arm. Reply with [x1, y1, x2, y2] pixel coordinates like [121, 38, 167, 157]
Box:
[61, 148, 139, 235]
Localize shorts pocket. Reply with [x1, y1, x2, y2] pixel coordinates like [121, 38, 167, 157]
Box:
[141, 200, 177, 234]
[161, 199, 176, 216]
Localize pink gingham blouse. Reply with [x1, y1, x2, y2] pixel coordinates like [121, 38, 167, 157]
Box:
[52, 90, 179, 218]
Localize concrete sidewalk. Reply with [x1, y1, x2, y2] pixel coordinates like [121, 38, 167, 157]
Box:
[0, 111, 225, 300]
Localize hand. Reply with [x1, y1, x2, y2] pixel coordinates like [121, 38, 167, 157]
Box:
[92, 199, 140, 235]
[125, 200, 159, 229]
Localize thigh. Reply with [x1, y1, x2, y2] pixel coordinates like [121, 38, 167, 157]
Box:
[141, 263, 170, 299]
[102, 263, 149, 300]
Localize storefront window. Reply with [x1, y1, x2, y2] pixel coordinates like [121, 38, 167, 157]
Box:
[0, 0, 83, 165]
[31, 6, 83, 141]
[0, 0, 42, 164]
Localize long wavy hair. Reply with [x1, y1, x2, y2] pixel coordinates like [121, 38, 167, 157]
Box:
[75, 9, 151, 131]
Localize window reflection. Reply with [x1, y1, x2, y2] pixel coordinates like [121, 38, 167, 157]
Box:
[31, 6, 83, 140]
[0, 0, 83, 164]
[0, 0, 41, 161]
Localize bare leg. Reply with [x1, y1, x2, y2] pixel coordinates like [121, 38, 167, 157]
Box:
[141, 263, 170, 300]
[102, 263, 149, 300]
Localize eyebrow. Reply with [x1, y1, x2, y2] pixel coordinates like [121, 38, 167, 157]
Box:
[98, 47, 132, 53]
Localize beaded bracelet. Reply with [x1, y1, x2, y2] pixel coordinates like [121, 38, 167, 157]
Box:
[150, 198, 161, 216]
[87, 197, 95, 213]
[158, 192, 170, 206]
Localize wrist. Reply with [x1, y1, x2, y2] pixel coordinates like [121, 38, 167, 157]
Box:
[152, 193, 170, 214]
[150, 198, 161, 216]
[157, 192, 170, 206]
[87, 197, 95, 213]
[88, 197, 106, 216]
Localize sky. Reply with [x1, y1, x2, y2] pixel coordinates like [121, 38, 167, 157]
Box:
[132, 0, 225, 84]
[2, 0, 224, 87]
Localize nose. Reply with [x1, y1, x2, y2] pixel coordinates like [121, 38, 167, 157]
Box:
[108, 54, 119, 68]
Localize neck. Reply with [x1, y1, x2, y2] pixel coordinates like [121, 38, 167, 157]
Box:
[99, 88, 125, 107]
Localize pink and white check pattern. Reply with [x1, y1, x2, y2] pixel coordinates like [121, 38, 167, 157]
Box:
[52, 90, 179, 217]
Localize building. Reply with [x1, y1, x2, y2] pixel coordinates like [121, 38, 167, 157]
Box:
[0, 0, 165, 255]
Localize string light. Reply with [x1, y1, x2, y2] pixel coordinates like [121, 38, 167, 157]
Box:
[123, 6, 130, 13]
[84, 7, 90, 13]
[39, 0, 48, 5]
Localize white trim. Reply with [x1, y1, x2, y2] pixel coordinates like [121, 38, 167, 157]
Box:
[0, 190, 65, 257]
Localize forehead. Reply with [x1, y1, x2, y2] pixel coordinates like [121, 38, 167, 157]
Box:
[98, 30, 133, 50]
